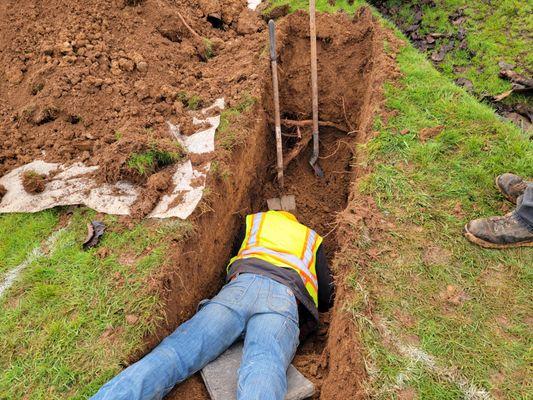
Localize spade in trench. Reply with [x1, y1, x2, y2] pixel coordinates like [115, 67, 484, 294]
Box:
[201, 341, 315, 400]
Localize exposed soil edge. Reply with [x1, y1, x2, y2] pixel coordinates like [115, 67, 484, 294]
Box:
[319, 15, 404, 400]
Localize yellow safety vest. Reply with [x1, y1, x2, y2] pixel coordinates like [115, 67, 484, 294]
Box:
[229, 211, 323, 306]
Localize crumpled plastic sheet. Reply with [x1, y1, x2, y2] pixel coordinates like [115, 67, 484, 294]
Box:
[0, 98, 224, 220]
[248, 0, 262, 10]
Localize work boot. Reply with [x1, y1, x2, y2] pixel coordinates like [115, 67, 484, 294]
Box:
[495, 173, 529, 204]
[464, 211, 533, 249]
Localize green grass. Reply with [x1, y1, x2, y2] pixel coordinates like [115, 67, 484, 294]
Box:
[375, 0, 533, 104]
[352, 30, 532, 400]
[177, 91, 203, 110]
[217, 94, 257, 151]
[0, 211, 59, 275]
[0, 209, 192, 399]
[127, 145, 184, 176]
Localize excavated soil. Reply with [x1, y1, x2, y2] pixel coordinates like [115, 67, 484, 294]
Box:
[1, 1, 394, 398]
[0, 0, 265, 215]
[21, 170, 47, 194]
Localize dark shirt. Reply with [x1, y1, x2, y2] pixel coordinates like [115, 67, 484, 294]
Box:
[227, 223, 334, 337]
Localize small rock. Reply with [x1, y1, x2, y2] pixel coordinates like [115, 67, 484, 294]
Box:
[455, 77, 473, 91]
[118, 58, 135, 72]
[431, 47, 447, 62]
[110, 60, 122, 75]
[498, 61, 515, 71]
[6, 68, 24, 84]
[136, 61, 148, 72]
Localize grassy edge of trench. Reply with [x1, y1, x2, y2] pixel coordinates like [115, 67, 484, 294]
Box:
[268, 0, 533, 398]
[0, 209, 193, 399]
[351, 41, 532, 398]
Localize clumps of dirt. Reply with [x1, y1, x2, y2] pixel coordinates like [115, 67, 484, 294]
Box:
[21, 170, 47, 194]
[0, 184, 7, 201]
[96, 132, 185, 185]
[0, 0, 264, 183]
[130, 168, 174, 218]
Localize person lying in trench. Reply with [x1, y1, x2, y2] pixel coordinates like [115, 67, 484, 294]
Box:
[91, 210, 334, 400]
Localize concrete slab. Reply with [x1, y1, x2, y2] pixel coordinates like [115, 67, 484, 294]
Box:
[201, 341, 315, 400]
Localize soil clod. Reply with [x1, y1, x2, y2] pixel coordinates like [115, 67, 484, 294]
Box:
[21, 170, 47, 194]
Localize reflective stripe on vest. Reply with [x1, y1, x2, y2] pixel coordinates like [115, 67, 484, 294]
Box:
[228, 211, 323, 306]
[240, 246, 318, 291]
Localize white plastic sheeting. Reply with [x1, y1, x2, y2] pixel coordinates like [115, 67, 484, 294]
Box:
[248, 0, 262, 10]
[0, 99, 224, 220]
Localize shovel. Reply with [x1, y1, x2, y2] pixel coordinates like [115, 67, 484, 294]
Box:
[267, 20, 296, 212]
[308, 0, 324, 178]
[269, 19, 284, 188]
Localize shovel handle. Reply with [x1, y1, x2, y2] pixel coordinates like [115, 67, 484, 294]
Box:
[268, 19, 277, 61]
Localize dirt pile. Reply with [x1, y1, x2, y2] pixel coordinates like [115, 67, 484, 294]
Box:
[0, 0, 264, 182]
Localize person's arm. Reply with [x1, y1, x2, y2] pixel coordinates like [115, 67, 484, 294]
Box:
[316, 244, 334, 312]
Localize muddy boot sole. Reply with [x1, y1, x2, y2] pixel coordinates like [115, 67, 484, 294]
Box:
[463, 224, 533, 249]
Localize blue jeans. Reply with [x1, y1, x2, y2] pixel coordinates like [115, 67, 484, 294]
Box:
[91, 274, 300, 400]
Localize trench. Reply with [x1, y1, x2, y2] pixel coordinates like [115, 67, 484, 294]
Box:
[141, 9, 383, 400]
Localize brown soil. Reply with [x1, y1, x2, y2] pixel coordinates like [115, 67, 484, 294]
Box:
[21, 170, 47, 194]
[0, 0, 264, 214]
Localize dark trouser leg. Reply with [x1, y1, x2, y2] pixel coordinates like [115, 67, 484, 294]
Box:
[516, 183, 533, 230]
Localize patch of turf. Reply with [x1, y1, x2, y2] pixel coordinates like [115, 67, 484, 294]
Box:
[127, 145, 184, 176]
[0, 210, 59, 275]
[0, 209, 192, 399]
[217, 94, 257, 151]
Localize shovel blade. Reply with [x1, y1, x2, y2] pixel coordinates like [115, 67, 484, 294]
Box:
[309, 160, 324, 178]
[267, 195, 296, 211]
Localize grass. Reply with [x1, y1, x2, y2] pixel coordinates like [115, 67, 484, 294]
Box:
[374, 0, 533, 105]
[127, 145, 184, 176]
[353, 22, 532, 400]
[0, 209, 193, 399]
[271, 0, 532, 397]
[0, 211, 58, 275]
[177, 91, 203, 110]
